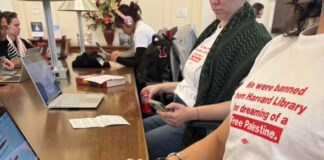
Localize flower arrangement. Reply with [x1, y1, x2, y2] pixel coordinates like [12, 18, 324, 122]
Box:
[83, 0, 122, 31]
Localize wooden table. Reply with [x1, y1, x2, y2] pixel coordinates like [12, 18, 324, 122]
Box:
[0, 55, 148, 160]
[69, 46, 129, 54]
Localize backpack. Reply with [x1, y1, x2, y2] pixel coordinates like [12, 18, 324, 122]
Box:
[72, 52, 110, 68]
[136, 31, 176, 86]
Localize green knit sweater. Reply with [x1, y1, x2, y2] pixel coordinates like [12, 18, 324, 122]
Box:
[182, 3, 272, 147]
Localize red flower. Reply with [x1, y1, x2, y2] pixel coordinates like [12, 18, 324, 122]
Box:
[104, 17, 113, 24]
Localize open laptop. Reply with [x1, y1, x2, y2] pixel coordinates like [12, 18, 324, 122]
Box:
[0, 65, 29, 83]
[0, 105, 39, 160]
[0, 47, 45, 83]
[21, 53, 104, 109]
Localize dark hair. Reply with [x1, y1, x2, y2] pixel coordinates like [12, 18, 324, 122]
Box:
[2, 11, 17, 24]
[286, 0, 322, 36]
[253, 3, 264, 14]
[0, 11, 3, 21]
[0, 11, 4, 37]
[115, 1, 141, 28]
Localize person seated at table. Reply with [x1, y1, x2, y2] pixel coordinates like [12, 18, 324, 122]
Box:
[253, 2, 264, 19]
[0, 11, 16, 70]
[166, 0, 324, 159]
[108, 1, 155, 68]
[3, 11, 33, 57]
[141, 0, 272, 159]
[3, 11, 32, 66]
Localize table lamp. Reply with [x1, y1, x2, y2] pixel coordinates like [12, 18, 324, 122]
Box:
[59, 0, 98, 54]
[18, 0, 73, 79]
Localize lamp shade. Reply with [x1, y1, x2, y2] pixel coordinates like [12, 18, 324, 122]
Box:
[59, 0, 98, 12]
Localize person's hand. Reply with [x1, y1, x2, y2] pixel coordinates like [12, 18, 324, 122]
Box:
[11, 59, 22, 67]
[3, 59, 15, 70]
[109, 50, 122, 62]
[158, 103, 192, 127]
[141, 84, 162, 99]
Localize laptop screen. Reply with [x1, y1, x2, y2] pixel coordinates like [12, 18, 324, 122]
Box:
[0, 107, 38, 160]
[22, 53, 61, 104]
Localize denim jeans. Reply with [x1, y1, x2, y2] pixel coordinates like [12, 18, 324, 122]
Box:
[144, 95, 186, 160]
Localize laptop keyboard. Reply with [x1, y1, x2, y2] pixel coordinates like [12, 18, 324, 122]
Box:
[6, 75, 20, 81]
[52, 94, 85, 106]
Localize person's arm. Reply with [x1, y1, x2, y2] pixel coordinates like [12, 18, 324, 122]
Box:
[116, 47, 146, 68]
[141, 82, 180, 99]
[158, 101, 231, 127]
[168, 115, 230, 160]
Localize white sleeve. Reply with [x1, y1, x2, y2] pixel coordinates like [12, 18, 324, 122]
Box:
[134, 30, 152, 48]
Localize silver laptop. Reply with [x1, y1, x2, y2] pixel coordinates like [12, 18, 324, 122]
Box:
[0, 47, 45, 83]
[0, 65, 29, 83]
[21, 53, 103, 109]
[0, 104, 39, 160]
[26, 47, 41, 56]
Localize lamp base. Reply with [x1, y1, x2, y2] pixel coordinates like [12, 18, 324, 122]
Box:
[53, 67, 69, 79]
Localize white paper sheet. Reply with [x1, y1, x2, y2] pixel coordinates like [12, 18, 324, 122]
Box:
[69, 115, 130, 129]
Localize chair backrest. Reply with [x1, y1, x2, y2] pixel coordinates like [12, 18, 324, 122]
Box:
[170, 24, 198, 82]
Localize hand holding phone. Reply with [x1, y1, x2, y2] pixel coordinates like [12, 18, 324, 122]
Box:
[148, 99, 168, 112]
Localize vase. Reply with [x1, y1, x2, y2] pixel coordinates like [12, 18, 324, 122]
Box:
[103, 25, 115, 46]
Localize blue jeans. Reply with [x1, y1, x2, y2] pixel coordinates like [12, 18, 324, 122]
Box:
[144, 95, 186, 160]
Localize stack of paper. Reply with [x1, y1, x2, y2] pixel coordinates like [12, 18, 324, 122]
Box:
[69, 115, 130, 129]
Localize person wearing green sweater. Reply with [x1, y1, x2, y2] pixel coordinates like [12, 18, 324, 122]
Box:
[141, 1, 272, 159]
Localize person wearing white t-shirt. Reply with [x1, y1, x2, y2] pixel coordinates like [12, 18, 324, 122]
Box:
[109, 2, 155, 68]
[167, 0, 324, 159]
[141, 0, 272, 159]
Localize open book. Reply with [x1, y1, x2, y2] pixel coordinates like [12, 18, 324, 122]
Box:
[76, 74, 126, 88]
[69, 115, 130, 129]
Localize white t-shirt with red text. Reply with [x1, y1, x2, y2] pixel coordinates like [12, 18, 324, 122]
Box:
[223, 25, 324, 160]
[174, 27, 223, 107]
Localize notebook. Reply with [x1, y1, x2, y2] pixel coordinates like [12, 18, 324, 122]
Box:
[0, 105, 39, 160]
[21, 53, 104, 109]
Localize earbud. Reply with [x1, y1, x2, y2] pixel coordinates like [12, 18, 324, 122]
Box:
[116, 10, 134, 26]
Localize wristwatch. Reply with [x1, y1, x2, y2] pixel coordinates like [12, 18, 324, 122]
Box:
[167, 152, 183, 160]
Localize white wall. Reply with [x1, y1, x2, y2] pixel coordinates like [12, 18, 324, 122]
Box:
[0, 0, 14, 12]
[200, 0, 277, 33]
[201, 0, 215, 31]
[9, 0, 203, 47]
[6, 0, 277, 47]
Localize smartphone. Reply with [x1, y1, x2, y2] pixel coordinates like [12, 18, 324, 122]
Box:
[96, 42, 110, 56]
[148, 99, 168, 112]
